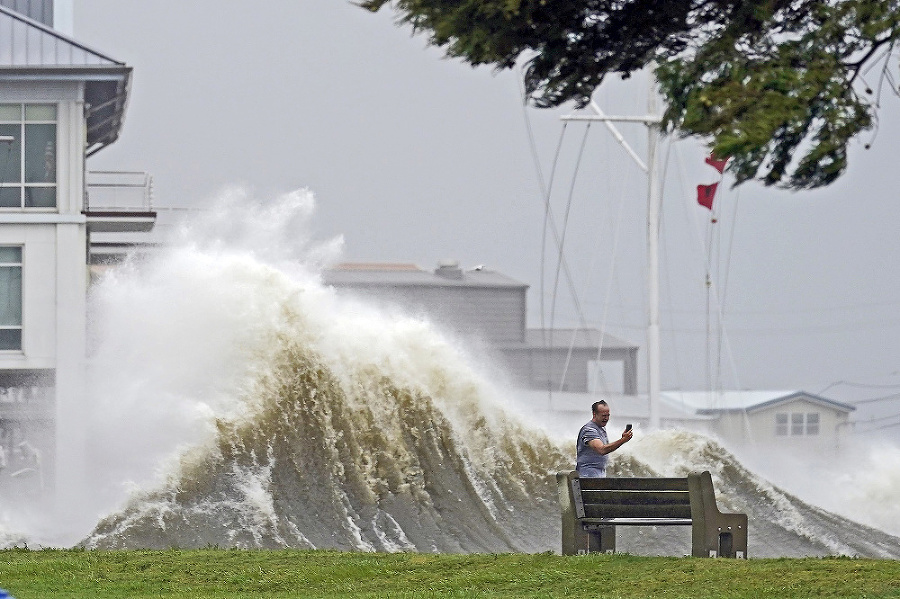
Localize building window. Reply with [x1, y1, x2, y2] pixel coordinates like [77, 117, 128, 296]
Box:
[805, 412, 820, 435]
[0, 104, 57, 208]
[790, 412, 804, 436]
[0, 246, 22, 350]
[775, 413, 788, 436]
[776, 411, 820, 437]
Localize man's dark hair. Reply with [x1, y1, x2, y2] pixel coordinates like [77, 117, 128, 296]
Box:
[591, 400, 608, 414]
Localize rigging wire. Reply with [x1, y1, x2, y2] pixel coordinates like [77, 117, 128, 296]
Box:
[660, 137, 688, 392]
[558, 124, 634, 396]
[517, 73, 594, 395]
[516, 67, 565, 397]
[846, 391, 900, 405]
[587, 141, 635, 396]
[847, 410, 900, 430]
[538, 123, 569, 346]
[549, 123, 591, 337]
[848, 419, 900, 434]
[672, 143, 743, 393]
[520, 88, 635, 396]
[549, 124, 591, 391]
[670, 141, 749, 448]
[818, 378, 900, 394]
[703, 177, 718, 394]
[715, 185, 741, 393]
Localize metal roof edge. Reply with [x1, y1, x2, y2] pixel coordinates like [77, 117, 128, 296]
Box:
[0, 65, 132, 78]
[745, 390, 856, 413]
[0, 4, 125, 66]
[692, 390, 856, 414]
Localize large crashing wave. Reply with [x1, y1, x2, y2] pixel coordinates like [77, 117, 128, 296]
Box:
[78, 190, 900, 557]
[86, 315, 570, 552]
[83, 190, 571, 552]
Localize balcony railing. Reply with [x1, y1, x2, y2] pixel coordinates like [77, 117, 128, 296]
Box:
[84, 171, 156, 234]
[84, 170, 154, 212]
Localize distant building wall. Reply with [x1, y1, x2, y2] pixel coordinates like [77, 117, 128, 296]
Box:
[501, 347, 593, 393]
[348, 285, 527, 345]
[324, 264, 640, 395]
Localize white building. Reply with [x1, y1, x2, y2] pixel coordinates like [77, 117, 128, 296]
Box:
[660, 390, 856, 454]
[0, 1, 152, 504]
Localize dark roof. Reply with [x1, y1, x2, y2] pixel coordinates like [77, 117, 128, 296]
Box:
[323, 262, 528, 289]
[0, 5, 131, 155]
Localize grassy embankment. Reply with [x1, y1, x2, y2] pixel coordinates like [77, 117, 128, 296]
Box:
[1, 549, 898, 598]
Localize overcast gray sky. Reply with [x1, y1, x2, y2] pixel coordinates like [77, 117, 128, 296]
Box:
[73, 1, 900, 398]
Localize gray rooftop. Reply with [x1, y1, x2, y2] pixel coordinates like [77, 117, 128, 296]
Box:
[662, 390, 856, 415]
[323, 262, 529, 289]
[0, 0, 52, 28]
[0, 5, 121, 67]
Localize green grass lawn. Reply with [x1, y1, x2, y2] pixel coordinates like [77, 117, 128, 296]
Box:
[0, 549, 898, 598]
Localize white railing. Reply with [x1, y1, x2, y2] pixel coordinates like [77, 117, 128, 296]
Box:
[84, 171, 154, 212]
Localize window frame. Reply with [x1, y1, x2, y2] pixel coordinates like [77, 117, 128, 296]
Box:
[0, 103, 58, 210]
[0, 245, 23, 351]
[775, 412, 788, 436]
[775, 410, 821, 437]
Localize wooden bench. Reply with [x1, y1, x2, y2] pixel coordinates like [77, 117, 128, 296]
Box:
[556, 470, 748, 558]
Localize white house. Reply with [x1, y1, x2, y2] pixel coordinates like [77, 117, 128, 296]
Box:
[660, 390, 856, 453]
[0, 1, 152, 506]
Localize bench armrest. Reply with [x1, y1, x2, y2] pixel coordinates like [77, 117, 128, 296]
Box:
[688, 471, 748, 557]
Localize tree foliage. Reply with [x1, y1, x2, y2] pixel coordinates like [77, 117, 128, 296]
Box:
[360, 0, 900, 189]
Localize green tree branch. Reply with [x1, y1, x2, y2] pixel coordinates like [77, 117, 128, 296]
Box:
[361, 0, 900, 190]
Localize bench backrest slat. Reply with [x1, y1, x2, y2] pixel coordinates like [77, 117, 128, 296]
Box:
[572, 478, 692, 520]
[583, 502, 693, 520]
[581, 489, 691, 506]
[577, 478, 689, 491]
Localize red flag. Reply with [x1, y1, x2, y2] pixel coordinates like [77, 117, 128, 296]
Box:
[705, 155, 729, 174]
[697, 183, 718, 210]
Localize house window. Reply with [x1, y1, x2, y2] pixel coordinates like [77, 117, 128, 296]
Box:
[0, 104, 57, 208]
[805, 412, 820, 435]
[775, 413, 788, 436]
[791, 413, 805, 436]
[0, 246, 22, 350]
[776, 411, 820, 436]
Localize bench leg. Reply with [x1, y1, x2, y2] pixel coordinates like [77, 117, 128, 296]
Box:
[719, 532, 732, 557]
[581, 525, 616, 554]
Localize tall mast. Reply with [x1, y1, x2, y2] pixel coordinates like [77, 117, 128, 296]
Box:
[561, 93, 662, 428]
[646, 92, 662, 430]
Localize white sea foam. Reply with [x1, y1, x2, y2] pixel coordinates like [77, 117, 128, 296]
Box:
[372, 511, 416, 553]
[794, 442, 900, 537]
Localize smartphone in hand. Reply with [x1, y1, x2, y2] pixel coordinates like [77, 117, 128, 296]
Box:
[625, 424, 632, 432]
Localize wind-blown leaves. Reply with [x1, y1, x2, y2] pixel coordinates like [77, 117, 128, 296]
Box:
[362, 0, 900, 190]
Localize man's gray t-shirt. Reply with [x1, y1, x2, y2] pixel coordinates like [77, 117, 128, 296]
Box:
[576, 420, 608, 474]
